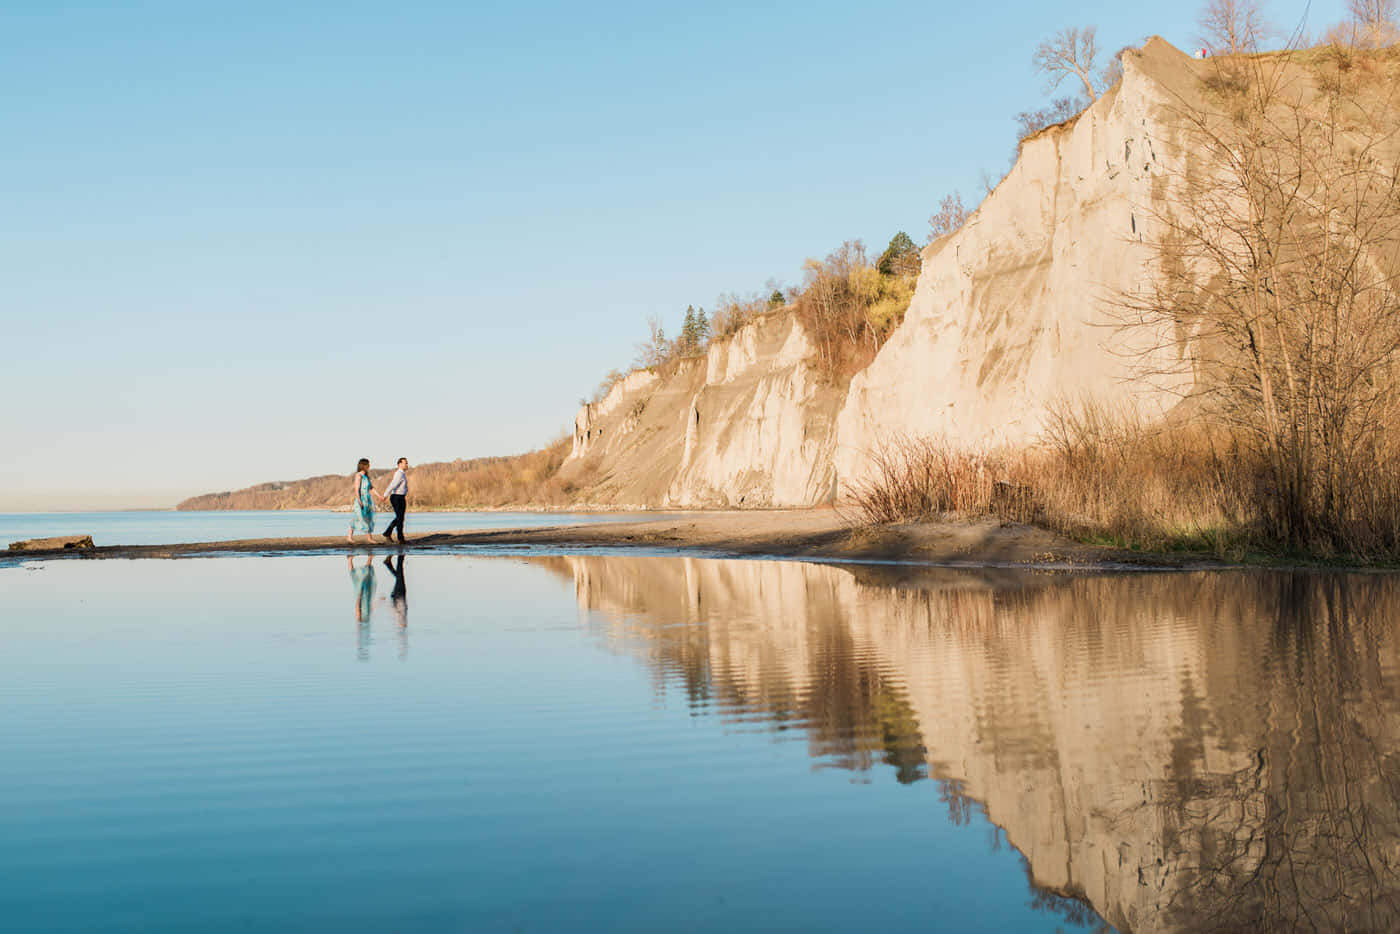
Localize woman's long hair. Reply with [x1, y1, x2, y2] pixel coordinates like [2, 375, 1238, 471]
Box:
[356, 458, 370, 474]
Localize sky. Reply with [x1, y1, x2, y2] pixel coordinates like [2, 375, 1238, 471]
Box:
[1, 0, 1350, 510]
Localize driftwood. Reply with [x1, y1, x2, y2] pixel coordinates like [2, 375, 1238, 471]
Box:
[8, 535, 95, 552]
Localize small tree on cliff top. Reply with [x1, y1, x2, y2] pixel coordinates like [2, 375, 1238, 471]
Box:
[928, 192, 970, 242]
[1033, 26, 1101, 103]
[1196, 0, 1274, 54]
[678, 305, 710, 356]
[634, 315, 670, 369]
[877, 231, 921, 278]
[1347, 0, 1400, 47]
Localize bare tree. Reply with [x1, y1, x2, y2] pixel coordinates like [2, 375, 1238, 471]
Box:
[1015, 95, 1087, 139]
[1348, 0, 1399, 47]
[1122, 50, 1400, 551]
[927, 192, 969, 242]
[1196, 0, 1273, 54]
[1032, 26, 1100, 103]
[633, 314, 670, 369]
[1099, 45, 1131, 90]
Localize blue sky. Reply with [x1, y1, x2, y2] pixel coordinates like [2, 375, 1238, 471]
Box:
[2, 0, 1347, 509]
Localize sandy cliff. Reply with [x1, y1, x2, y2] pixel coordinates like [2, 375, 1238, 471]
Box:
[834, 38, 1204, 488]
[559, 311, 843, 507]
[566, 40, 1207, 506]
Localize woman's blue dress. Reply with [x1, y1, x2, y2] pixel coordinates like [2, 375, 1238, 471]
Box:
[351, 473, 374, 533]
[350, 562, 375, 621]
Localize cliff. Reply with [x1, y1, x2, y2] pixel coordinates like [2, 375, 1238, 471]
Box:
[190, 39, 1376, 513]
[563, 39, 1207, 506]
[834, 38, 1206, 488]
[558, 311, 843, 507]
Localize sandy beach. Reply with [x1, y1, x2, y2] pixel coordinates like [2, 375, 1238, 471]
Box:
[2, 508, 1221, 569]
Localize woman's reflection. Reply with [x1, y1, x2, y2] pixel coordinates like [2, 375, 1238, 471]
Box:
[348, 553, 375, 661]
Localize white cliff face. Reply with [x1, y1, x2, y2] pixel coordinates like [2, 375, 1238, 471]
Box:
[572, 369, 658, 460]
[834, 39, 1198, 491]
[668, 319, 839, 506]
[559, 312, 841, 507]
[565, 39, 1209, 507]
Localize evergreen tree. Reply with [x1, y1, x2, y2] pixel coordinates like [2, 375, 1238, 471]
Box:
[768, 289, 786, 308]
[695, 307, 711, 348]
[877, 231, 920, 277]
[680, 305, 698, 355]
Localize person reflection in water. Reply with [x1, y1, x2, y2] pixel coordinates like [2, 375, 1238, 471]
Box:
[348, 554, 375, 661]
[383, 554, 408, 659]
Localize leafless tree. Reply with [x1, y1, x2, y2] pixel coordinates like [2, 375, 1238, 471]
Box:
[1348, 0, 1399, 47]
[927, 192, 969, 242]
[633, 314, 670, 369]
[1032, 26, 1100, 103]
[1015, 95, 1088, 139]
[1196, 0, 1273, 54]
[1121, 49, 1400, 551]
[1099, 45, 1132, 90]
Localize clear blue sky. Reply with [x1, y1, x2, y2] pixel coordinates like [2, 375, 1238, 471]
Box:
[2, 0, 1345, 509]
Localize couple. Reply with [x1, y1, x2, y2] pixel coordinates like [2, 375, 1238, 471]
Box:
[347, 456, 411, 544]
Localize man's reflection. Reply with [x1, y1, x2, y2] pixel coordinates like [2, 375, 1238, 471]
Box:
[348, 553, 375, 661]
[383, 554, 408, 659]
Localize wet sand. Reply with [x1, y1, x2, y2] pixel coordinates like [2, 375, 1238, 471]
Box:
[2, 508, 1217, 569]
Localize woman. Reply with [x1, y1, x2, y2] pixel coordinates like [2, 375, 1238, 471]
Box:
[347, 457, 385, 543]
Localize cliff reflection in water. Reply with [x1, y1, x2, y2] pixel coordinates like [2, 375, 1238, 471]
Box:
[530, 556, 1400, 933]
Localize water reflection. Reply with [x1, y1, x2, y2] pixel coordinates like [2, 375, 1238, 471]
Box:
[529, 556, 1400, 933]
[348, 554, 375, 661]
[383, 554, 408, 660]
[348, 553, 411, 661]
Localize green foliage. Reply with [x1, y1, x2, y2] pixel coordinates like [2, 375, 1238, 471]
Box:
[796, 239, 916, 380]
[768, 289, 786, 308]
[677, 304, 711, 357]
[868, 275, 916, 335]
[877, 231, 920, 277]
[694, 306, 711, 347]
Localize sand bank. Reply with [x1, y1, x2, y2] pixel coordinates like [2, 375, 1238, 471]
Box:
[3, 508, 1219, 569]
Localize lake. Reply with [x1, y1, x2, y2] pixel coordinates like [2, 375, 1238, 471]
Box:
[0, 510, 672, 548]
[3, 553, 1397, 932]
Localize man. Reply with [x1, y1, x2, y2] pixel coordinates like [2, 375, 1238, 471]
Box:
[381, 457, 409, 543]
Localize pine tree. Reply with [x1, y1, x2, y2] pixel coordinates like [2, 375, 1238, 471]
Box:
[877, 231, 920, 277]
[680, 305, 698, 355]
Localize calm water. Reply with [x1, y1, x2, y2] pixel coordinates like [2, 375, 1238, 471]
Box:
[0, 510, 669, 547]
[4, 555, 1398, 932]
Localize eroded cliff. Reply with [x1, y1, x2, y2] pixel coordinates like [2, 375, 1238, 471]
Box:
[558, 311, 842, 507]
[566, 39, 1208, 506]
[835, 38, 1205, 488]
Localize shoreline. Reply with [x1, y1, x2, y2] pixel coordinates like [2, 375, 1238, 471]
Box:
[3, 509, 1234, 570]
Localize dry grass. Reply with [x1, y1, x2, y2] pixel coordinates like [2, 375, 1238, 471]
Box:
[846, 405, 1400, 562]
[843, 438, 1035, 526]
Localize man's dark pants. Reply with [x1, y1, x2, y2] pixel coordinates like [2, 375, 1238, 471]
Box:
[384, 494, 407, 541]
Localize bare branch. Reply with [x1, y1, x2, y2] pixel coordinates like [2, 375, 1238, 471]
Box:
[1032, 26, 1100, 103]
[1196, 0, 1274, 54]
